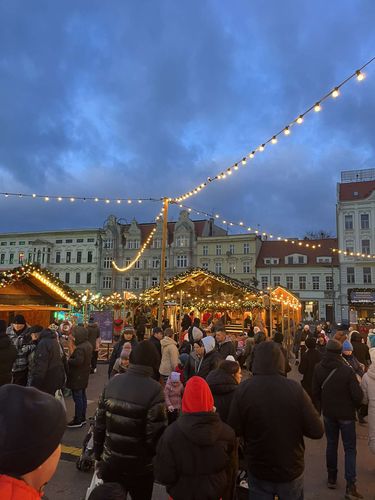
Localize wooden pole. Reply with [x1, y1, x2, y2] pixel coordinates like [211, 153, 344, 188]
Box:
[269, 289, 273, 337]
[287, 305, 291, 358]
[179, 289, 183, 332]
[158, 198, 169, 327]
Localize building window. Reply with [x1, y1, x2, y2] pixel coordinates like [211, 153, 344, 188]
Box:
[243, 262, 251, 273]
[326, 276, 333, 290]
[345, 240, 354, 253]
[56, 239, 62, 244]
[28, 252, 32, 262]
[18, 252, 24, 264]
[9, 242, 16, 246]
[151, 277, 158, 286]
[103, 256, 112, 269]
[347, 267, 355, 284]
[133, 277, 140, 290]
[229, 263, 236, 273]
[362, 240, 370, 254]
[134, 260, 141, 269]
[316, 257, 332, 264]
[153, 238, 162, 249]
[287, 256, 294, 265]
[273, 276, 281, 287]
[229, 244, 235, 254]
[203, 245, 208, 256]
[19, 241, 25, 246]
[65, 272, 70, 284]
[124, 277, 130, 289]
[176, 255, 188, 268]
[201, 262, 209, 270]
[9, 253, 14, 264]
[103, 239, 113, 249]
[55, 272, 59, 279]
[77, 239, 84, 243]
[363, 267, 372, 284]
[0, 242, 6, 246]
[298, 256, 305, 264]
[65, 239, 73, 243]
[0, 254, 4, 264]
[66, 251, 71, 263]
[216, 244, 222, 256]
[87, 238, 95, 243]
[312, 276, 320, 290]
[77, 251, 82, 263]
[286, 276, 293, 289]
[55, 251, 61, 264]
[87, 251, 93, 263]
[299, 276, 306, 290]
[344, 214, 353, 230]
[361, 213, 370, 230]
[86, 272, 92, 284]
[152, 257, 160, 269]
[215, 262, 222, 274]
[75, 272, 81, 284]
[176, 235, 189, 247]
[102, 276, 112, 289]
[243, 243, 249, 255]
[261, 276, 268, 289]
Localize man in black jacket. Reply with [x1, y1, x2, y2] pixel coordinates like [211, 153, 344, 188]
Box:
[149, 326, 163, 359]
[67, 326, 92, 428]
[29, 328, 65, 396]
[215, 329, 236, 360]
[94, 341, 167, 500]
[108, 327, 138, 377]
[228, 341, 323, 500]
[312, 339, 364, 498]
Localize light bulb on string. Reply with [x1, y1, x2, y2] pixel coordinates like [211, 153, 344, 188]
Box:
[271, 136, 278, 144]
[356, 70, 365, 81]
[314, 102, 322, 112]
[284, 126, 291, 136]
[259, 144, 265, 152]
[296, 115, 304, 124]
[331, 87, 340, 98]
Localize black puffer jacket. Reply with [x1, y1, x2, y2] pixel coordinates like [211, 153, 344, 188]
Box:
[87, 323, 100, 351]
[312, 351, 363, 420]
[0, 334, 17, 386]
[228, 342, 323, 483]
[298, 348, 322, 398]
[196, 350, 221, 379]
[351, 332, 370, 366]
[206, 368, 238, 423]
[94, 364, 167, 477]
[30, 329, 65, 395]
[217, 339, 236, 360]
[154, 412, 237, 500]
[67, 327, 92, 390]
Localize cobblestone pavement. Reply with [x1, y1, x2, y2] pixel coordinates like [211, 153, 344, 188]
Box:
[45, 362, 375, 500]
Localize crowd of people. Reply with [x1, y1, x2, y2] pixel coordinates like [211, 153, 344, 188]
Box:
[0, 312, 375, 499]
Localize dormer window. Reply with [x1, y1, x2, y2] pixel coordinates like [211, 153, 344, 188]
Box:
[316, 256, 332, 264]
[264, 258, 279, 265]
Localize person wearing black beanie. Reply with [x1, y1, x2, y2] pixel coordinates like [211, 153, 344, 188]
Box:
[272, 332, 291, 377]
[298, 336, 322, 399]
[0, 385, 66, 499]
[94, 341, 167, 499]
[0, 320, 17, 386]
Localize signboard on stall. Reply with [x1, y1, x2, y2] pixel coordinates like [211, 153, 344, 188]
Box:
[92, 310, 114, 343]
[349, 290, 375, 304]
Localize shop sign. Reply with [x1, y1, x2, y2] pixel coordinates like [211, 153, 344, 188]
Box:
[349, 290, 375, 304]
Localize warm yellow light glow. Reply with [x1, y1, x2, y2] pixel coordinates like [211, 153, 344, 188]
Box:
[331, 87, 340, 98]
[284, 127, 291, 135]
[259, 144, 265, 152]
[296, 115, 304, 124]
[356, 70, 365, 81]
[271, 136, 277, 144]
[314, 102, 322, 112]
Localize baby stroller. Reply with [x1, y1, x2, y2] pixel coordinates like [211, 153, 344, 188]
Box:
[76, 417, 95, 472]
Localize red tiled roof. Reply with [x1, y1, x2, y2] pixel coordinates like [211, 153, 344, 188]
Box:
[256, 238, 339, 267]
[338, 181, 375, 201]
[122, 220, 208, 245]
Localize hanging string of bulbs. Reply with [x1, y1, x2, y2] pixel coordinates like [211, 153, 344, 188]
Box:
[0, 192, 161, 204]
[172, 57, 374, 203]
[111, 206, 165, 272]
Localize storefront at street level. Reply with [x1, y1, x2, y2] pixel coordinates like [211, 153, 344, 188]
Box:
[348, 288, 375, 326]
[0, 264, 79, 326]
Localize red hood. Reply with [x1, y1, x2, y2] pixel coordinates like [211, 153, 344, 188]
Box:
[0, 475, 41, 500]
[182, 376, 214, 413]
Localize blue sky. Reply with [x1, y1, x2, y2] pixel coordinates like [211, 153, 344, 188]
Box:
[0, 0, 374, 236]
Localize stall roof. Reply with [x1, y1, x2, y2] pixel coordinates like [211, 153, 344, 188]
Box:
[0, 264, 80, 307]
[271, 286, 301, 310]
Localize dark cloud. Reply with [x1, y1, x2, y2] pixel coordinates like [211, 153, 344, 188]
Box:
[0, 0, 374, 235]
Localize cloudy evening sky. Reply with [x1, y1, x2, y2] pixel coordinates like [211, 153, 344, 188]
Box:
[0, 0, 374, 237]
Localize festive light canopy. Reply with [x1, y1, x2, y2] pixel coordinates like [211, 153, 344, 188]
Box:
[79, 290, 139, 309]
[270, 286, 301, 311]
[0, 264, 80, 307]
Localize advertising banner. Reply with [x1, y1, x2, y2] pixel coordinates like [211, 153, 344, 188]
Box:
[92, 310, 114, 343]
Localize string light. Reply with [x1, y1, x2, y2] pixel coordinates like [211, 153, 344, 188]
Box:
[0, 192, 161, 204]
[172, 57, 374, 203]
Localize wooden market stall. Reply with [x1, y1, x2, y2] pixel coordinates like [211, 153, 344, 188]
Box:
[0, 264, 79, 326]
[140, 267, 264, 334]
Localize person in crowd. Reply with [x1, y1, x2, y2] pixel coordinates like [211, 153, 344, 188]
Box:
[0, 320, 17, 386]
[0, 385, 66, 500]
[196, 336, 221, 379]
[207, 359, 241, 423]
[66, 325, 93, 428]
[312, 339, 363, 498]
[174, 352, 189, 384]
[229, 341, 323, 500]
[215, 328, 236, 360]
[298, 336, 322, 398]
[293, 323, 304, 365]
[187, 317, 204, 344]
[164, 371, 184, 425]
[351, 331, 370, 369]
[273, 332, 291, 376]
[87, 316, 101, 374]
[324, 321, 333, 337]
[94, 341, 167, 500]
[149, 326, 163, 359]
[26, 325, 43, 387]
[29, 327, 65, 396]
[108, 327, 138, 377]
[361, 349, 375, 454]
[154, 376, 237, 500]
[342, 340, 365, 380]
[7, 314, 32, 386]
[110, 343, 132, 377]
[243, 333, 255, 371]
[185, 341, 203, 380]
[159, 327, 179, 383]
[88, 483, 127, 500]
[333, 329, 348, 345]
[181, 313, 192, 332]
[248, 330, 266, 373]
[316, 333, 327, 354]
[135, 311, 147, 342]
[368, 330, 375, 351]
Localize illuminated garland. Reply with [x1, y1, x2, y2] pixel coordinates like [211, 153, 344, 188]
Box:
[79, 290, 139, 310]
[0, 264, 80, 306]
[173, 58, 374, 203]
[112, 227, 157, 272]
[0, 192, 161, 204]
